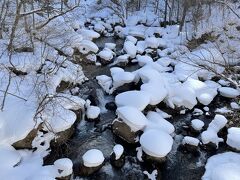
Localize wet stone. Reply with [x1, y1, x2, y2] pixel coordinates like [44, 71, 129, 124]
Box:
[112, 119, 139, 144]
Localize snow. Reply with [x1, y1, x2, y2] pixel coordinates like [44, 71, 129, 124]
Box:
[115, 90, 151, 111]
[111, 68, 135, 90]
[141, 82, 168, 106]
[54, 158, 73, 177]
[77, 28, 100, 40]
[140, 129, 173, 158]
[202, 152, 240, 180]
[182, 136, 200, 146]
[219, 87, 240, 98]
[135, 55, 153, 66]
[191, 119, 205, 131]
[0, 145, 21, 169]
[227, 127, 240, 150]
[116, 106, 148, 132]
[230, 102, 240, 109]
[86, 100, 100, 119]
[123, 41, 137, 58]
[145, 37, 159, 49]
[126, 36, 137, 44]
[113, 144, 124, 160]
[98, 48, 114, 61]
[201, 114, 228, 147]
[115, 54, 130, 64]
[146, 111, 175, 134]
[82, 149, 105, 167]
[143, 169, 158, 180]
[96, 75, 113, 94]
[77, 40, 99, 54]
[215, 107, 233, 114]
[105, 43, 116, 50]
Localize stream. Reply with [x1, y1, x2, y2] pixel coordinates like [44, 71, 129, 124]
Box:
[45, 36, 233, 180]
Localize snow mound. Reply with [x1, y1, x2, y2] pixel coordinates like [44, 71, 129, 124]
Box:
[135, 55, 153, 66]
[117, 106, 148, 132]
[191, 119, 205, 131]
[113, 144, 124, 160]
[219, 87, 240, 98]
[115, 90, 151, 111]
[140, 129, 173, 158]
[182, 136, 200, 146]
[123, 41, 137, 58]
[146, 111, 175, 134]
[201, 114, 228, 147]
[54, 158, 73, 177]
[202, 152, 240, 180]
[82, 149, 104, 167]
[227, 127, 240, 150]
[98, 48, 114, 61]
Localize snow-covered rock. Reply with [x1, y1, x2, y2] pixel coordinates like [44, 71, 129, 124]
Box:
[191, 119, 204, 131]
[98, 48, 114, 61]
[123, 41, 137, 58]
[126, 36, 137, 44]
[230, 102, 240, 109]
[77, 29, 100, 40]
[202, 152, 240, 180]
[82, 149, 104, 167]
[113, 144, 124, 160]
[78, 40, 99, 54]
[146, 111, 175, 134]
[182, 136, 200, 146]
[135, 55, 153, 66]
[201, 114, 228, 147]
[145, 37, 159, 49]
[86, 100, 100, 120]
[227, 127, 240, 151]
[96, 75, 112, 94]
[116, 106, 148, 132]
[105, 43, 116, 50]
[115, 90, 151, 111]
[219, 87, 240, 98]
[140, 129, 173, 158]
[54, 158, 73, 177]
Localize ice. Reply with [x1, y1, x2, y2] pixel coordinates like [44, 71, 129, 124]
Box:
[82, 149, 105, 167]
[146, 111, 175, 134]
[202, 152, 240, 180]
[182, 136, 200, 146]
[191, 119, 204, 131]
[116, 106, 148, 132]
[140, 129, 173, 158]
[115, 90, 151, 111]
[123, 41, 137, 58]
[219, 87, 240, 98]
[113, 144, 124, 160]
[227, 127, 240, 150]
